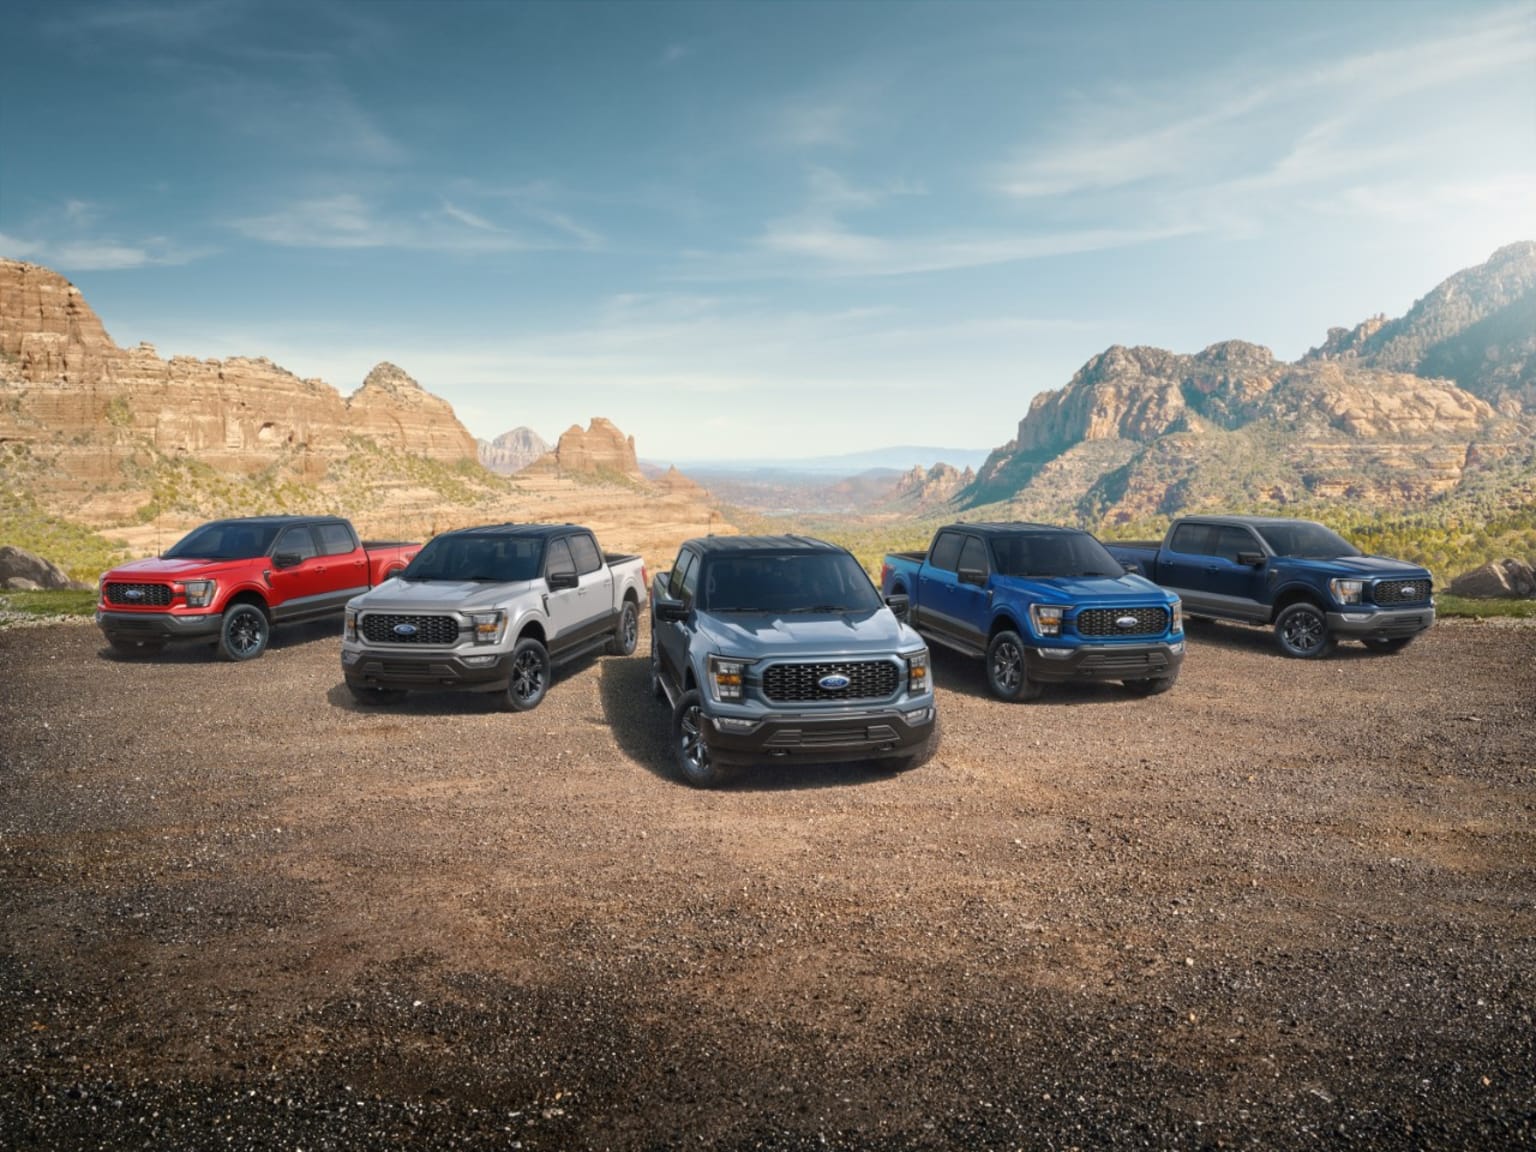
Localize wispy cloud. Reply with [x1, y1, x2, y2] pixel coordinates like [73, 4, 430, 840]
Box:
[0, 199, 209, 270]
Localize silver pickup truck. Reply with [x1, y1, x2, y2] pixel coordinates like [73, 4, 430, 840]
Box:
[650, 534, 938, 787]
[341, 523, 646, 710]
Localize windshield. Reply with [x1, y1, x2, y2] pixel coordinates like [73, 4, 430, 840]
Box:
[163, 521, 282, 560]
[700, 551, 883, 614]
[400, 534, 544, 582]
[1255, 522, 1360, 559]
[990, 532, 1125, 578]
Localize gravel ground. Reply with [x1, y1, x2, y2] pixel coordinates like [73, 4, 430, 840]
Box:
[1, 617, 1533, 1151]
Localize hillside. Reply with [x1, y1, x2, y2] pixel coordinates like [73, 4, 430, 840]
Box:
[963, 245, 1536, 551]
[0, 260, 729, 573]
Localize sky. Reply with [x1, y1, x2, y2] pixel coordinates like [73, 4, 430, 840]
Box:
[2, 0, 1534, 463]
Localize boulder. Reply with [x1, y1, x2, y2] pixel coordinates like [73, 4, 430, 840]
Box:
[0, 545, 88, 590]
[1447, 558, 1536, 599]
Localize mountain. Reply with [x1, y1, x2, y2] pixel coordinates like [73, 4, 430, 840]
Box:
[526, 418, 645, 482]
[964, 244, 1535, 528]
[666, 445, 992, 474]
[478, 426, 550, 474]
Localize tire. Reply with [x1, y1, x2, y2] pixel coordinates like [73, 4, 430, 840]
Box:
[505, 637, 550, 712]
[672, 690, 726, 788]
[1364, 636, 1415, 654]
[607, 600, 639, 656]
[986, 629, 1042, 701]
[1124, 671, 1178, 696]
[218, 603, 270, 662]
[108, 637, 165, 657]
[878, 714, 941, 773]
[1274, 602, 1336, 659]
[348, 683, 406, 706]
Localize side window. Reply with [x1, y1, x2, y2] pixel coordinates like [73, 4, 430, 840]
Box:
[681, 554, 702, 602]
[958, 536, 989, 575]
[275, 525, 318, 562]
[546, 538, 576, 579]
[569, 533, 602, 575]
[928, 532, 963, 572]
[317, 522, 356, 556]
[1169, 523, 1213, 556]
[1214, 526, 1260, 562]
[668, 550, 695, 600]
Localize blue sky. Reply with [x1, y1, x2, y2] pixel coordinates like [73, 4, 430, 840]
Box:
[2, 0, 1533, 462]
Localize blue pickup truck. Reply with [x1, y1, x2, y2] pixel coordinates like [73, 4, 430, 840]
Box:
[881, 522, 1184, 701]
[1104, 515, 1434, 659]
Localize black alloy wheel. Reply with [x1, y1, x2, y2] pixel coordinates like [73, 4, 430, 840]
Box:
[506, 637, 550, 711]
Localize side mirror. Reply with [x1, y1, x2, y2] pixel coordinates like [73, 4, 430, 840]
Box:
[548, 569, 578, 590]
[654, 597, 689, 623]
[1236, 551, 1266, 567]
[958, 567, 987, 587]
[273, 552, 303, 569]
[884, 593, 910, 620]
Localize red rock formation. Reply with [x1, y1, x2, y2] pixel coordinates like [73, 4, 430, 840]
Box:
[529, 418, 643, 480]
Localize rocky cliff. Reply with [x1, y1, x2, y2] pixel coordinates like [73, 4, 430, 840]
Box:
[894, 462, 976, 505]
[527, 418, 644, 481]
[966, 245, 1534, 524]
[477, 426, 551, 475]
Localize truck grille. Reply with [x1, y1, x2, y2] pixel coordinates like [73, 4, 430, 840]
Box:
[104, 582, 173, 607]
[1371, 579, 1431, 605]
[761, 660, 900, 703]
[1075, 606, 1168, 638]
[360, 613, 461, 645]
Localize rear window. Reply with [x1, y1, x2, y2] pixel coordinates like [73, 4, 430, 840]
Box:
[700, 551, 881, 614]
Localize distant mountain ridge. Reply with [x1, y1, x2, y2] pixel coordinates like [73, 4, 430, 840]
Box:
[477, 426, 550, 474]
[965, 243, 1536, 526]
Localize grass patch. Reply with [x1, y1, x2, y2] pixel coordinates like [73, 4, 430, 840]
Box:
[1436, 594, 1536, 619]
[0, 589, 97, 618]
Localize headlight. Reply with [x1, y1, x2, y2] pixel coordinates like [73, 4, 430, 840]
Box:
[344, 608, 358, 642]
[708, 655, 752, 702]
[470, 611, 507, 645]
[181, 579, 216, 608]
[1029, 604, 1065, 637]
[1170, 599, 1183, 635]
[1330, 578, 1364, 605]
[906, 649, 930, 694]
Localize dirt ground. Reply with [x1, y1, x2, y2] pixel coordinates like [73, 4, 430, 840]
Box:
[2, 617, 1532, 1150]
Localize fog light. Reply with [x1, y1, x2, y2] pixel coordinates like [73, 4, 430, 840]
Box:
[905, 706, 934, 724]
[1169, 640, 1184, 655]
[462, 654, 498, 667]
[1037, 647, 1073, 659]
[341, 648, 362, 666]
[714, 716, 755, 731]
[1342, 612, 1370, 622]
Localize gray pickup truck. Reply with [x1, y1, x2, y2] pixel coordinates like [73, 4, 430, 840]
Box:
[341, 523, 646, 710]
[650, 535, 938, 787]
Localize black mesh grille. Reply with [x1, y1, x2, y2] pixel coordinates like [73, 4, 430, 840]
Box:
[1075, 606, 1168, 637]
[761, 660, 900, 703]
[104, 582, 172, 607]
[1371, 579, 1431, 605]
[360, 614, 461, 645]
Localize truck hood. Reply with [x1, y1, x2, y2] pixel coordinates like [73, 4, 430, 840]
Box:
[1283, 556, 1433, 580]
[106, 556, 255, 581]
[698, 608, 918, 656]
[994, 572, 1173, 605]
[349, 578, 536, 612]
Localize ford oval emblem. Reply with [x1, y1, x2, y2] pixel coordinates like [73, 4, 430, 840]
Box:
[818, 673, 851, 691]
[393, 623, 418, 637]
[1115, 615, 1139, 629]
[124, 588, 144, 600]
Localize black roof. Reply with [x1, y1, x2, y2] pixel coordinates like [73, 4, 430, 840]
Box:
[681, 534, 847, 557]
[938, 521, 1090, 537]
[433, 523, 589, 539]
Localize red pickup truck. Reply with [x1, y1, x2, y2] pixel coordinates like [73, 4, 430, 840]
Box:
[97, 515, 419, 661]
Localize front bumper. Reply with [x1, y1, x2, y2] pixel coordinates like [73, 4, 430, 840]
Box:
[1326, 606, 1435, 639]
[96, 609, 223, 643]
[701, 703, 936, 767]
[342, 647, 511, 694]
[1025, 640, 1185, 683]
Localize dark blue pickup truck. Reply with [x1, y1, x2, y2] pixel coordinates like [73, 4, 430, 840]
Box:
[1104, 515, 1434, 659]
[881, 522, 1184, 701]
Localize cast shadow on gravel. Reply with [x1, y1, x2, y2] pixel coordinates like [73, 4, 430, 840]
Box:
[99, 618, 343, 663]
[1182, 617, 1397, 660]
[598, 654, 911, 792]
[324, 648, 609, 714]
[927, 645, 1167, 706]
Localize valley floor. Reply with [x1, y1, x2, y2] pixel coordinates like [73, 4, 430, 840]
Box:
[1, 619, 1533, 1149]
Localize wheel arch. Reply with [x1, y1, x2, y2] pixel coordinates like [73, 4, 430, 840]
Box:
[1270, 584, 1324, 622]
[988, 610, 1025, 640]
